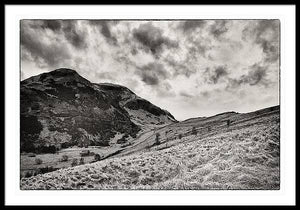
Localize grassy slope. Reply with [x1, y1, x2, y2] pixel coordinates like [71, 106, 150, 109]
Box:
[20, 147, 121, 176]
[20, 107, 280, 190]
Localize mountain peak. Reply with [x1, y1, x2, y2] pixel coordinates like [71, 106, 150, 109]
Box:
[50, 68, 78, 76]
[43, 68, 82, 80]
[21, 68, 82, 84]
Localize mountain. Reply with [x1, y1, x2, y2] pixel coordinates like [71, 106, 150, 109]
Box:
[20, 68, 176, 153]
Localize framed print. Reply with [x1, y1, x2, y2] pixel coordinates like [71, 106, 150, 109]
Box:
[4, 4, 296, 206]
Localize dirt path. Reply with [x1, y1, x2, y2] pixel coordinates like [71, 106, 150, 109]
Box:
[115, 129, 156, 157]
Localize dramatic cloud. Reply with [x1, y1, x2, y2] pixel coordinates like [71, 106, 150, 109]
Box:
[164, 56, 195, 78]
[20, 20, 72, 67]
[242, 20, 280, 63]
[205, 66, 229, 84]
[132, 23, 178, 57]
[179, 20, 206, 33]
[244, 63, 269, 86]
[21, 20, 280, 120]
[226, 63, 269, 89]
[89, 20, 118, 45]
[136, 62, 170, 86]
[39, 20, 62, 31]
[210, 20, 229, 38]
[62, 21, 87, 49]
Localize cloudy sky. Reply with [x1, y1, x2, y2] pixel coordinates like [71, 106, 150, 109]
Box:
[20, 19, 280, 121]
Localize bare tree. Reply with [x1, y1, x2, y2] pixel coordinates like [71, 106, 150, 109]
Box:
[227, 119, 231, 128]
[192, 126, 197, 135]
[155, 133, 161, 145]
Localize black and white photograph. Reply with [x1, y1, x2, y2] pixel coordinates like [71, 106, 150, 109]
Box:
[19, 19, 280, 190]
[4, 4, 296, 206]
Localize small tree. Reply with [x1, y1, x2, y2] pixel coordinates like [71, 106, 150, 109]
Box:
[155, 133, 161, 145]
[80, 150, 90, 157]
[178, 134, 182, 139]
[35, 158, 43, 165]
[71, 158, 78, 167]
[79, 157, 84, 165]
[24, 170, 33, 178]
[60, 154, 69, 162]
[227, 119, 231, 128]
[98, 139, 110, 147]
[94, 153, 101, 161]
[165, 137, 169, 148]
[192, 126, 197, 135]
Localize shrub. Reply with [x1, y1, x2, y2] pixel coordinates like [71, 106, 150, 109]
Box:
[79, 157, 84, 165]
[165, 138, 169, 147]
[71, 158, 78, 167]
[35, 158, 43, 165]
[36, 145, 56, 154]
[178, 134, 182, 139]
[155, 133, 161, 145]
[94, 153, 101, 161]
[80, 150, 90, 157]
[120, 142, 132, 148]
[117, 133, 130, 144]
[38, 166, 55, 174]
[117, 137, 127, 144]
[24, 170, 33, 178]
[226, 119, 231, 127]
[192, 126, 197, 135]
[60, 154, 69, 162]
[61, 142, 69, 149]
[98, 139, 110, 146]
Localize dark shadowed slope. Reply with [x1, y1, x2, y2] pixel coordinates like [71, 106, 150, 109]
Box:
[20, 68, 176, 153]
